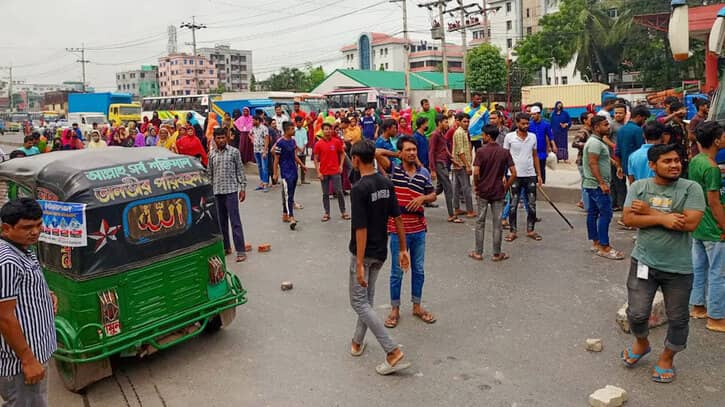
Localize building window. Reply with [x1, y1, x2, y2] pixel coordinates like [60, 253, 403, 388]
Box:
[526, 8, 530, 18]
[385, 63, 389, 69]
[506, 20, 512, 30]
[506, 2, 511, 12]
[561, 76, 568, 85]
[187, 69, 191, 74]
[526, 26, 532, 36]
[209, 70, 213, 74]
[607, 8, 618, 18]
[140, 73, 145, 78]
[186, 80, 190, 85]
[507, 38, 513, 49]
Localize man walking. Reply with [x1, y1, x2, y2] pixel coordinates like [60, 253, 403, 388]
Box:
[504, 113, 543, 242]
[208, 128, 248, 262]
[528, 105, 556, 184]
[429, 114, 459, 222]
[274, 122, 306, 230]
[314, 123, 349, 221]
[375, 137, 437, 328]
[0, 199, 56, 407]
[621, 144, 705, 383]
[452, 112, 475, 218]
[464, 92, 489, 151]
[688, 121, 725, 332]
[294, 117, 309, 185]
[583, 116, 624, 260]
[251, 116, 270, 191]
[348, 140, 411, 375]
[470, 125, 516, 262]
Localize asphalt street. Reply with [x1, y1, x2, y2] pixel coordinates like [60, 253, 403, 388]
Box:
[33, 171, 723, 407]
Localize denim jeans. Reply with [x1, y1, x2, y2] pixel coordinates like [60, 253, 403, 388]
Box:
[502, 188, 530, 220]
[585, 187, 613, 247]
[474, 198, 504, 256]
[610, 165, 627, 209]
[389, 231, 426, 307]
[689, 239, 725, 319]
[577, 165, 589, 211]
[216, 193, 246, 256]
[509, 176, 537, 233]
[254, 152, 269, 184]
[349, 256, 397, 353]
[626, 259, 693, 352]
[0, 364, 48, 407]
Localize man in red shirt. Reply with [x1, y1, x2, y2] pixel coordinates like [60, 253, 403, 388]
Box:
[314, 123, 349, 221]
[290, 101, 308, 123]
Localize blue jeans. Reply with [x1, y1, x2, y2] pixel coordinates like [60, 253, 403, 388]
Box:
[502, 189, 530, 219]
[690, 239, 725, 319]
[585, 187, 613, 246]
[254, 152, 269, 184]
[577, 165, 589, 211]
[389, 231, 426, 307]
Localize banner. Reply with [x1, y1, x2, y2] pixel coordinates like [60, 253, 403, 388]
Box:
[38, 200, 87, 247]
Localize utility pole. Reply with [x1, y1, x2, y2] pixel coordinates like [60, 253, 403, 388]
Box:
[391, 0, 411, 105]
[0, 66, 12, 111]
[458, 0, 470, 102]
[66, 44, 89, 92]
[181, 16, 207, 94]
[419, 1, 451, 89]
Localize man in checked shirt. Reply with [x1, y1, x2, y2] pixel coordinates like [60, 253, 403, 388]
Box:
[209, 128, 248, 262]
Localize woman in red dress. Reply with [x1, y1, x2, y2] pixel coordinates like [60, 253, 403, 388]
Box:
[176, 125, 208, 167]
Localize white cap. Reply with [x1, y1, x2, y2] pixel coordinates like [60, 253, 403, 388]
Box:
[530, 106, 541, 114]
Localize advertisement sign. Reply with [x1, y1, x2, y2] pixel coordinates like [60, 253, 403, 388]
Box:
[38, 200, 87, 247]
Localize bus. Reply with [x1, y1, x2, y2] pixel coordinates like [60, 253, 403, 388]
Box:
[220, 91, 327, 114]
[324, 88, 402, 112]
[295, 93, 328, 113]
[141, 95, 217, 126]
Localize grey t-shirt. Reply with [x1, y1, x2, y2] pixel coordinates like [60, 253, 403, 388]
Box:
[625, 178, 706, 274]
[582, 135, 611, 189]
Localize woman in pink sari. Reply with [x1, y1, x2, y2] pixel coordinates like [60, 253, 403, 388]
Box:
[233, 107, 254, 163]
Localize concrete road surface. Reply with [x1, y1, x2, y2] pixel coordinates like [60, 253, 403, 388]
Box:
[15, 172, 725, 407]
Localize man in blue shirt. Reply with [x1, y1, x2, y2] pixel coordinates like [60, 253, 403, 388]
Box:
[627, 121, 664, 184]
[464, 92, 489, 150]
[413, 117, 430, 170]
[615, 106, 651, 182]
[528, 105, 555, 184]
[375, 119, 400, 168]
[17, 136, 40, 156]
[361, 108, 378, 140]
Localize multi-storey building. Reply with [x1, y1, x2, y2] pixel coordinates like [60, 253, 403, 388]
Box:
[197, 45, 253, 92]
[341, 33, 464, 73]
[157, 53, 217, 96]
[116, 65, 159, 97]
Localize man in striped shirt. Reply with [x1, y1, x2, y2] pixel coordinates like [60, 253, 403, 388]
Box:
[0, 198, 56, 407]
[375, 135, 438, 328]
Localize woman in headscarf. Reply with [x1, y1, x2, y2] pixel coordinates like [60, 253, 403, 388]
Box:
[87, 130, 108, 149]
[234, 107, 254, 163]
[48, 136, 62, 152]
[226, 111, 239, 149]
[156, 127, 177, 152]
[150, 111, 162, 129]
[61, 128, 84, 150]
[398, 115, 413, 136]
[145, 126, 159, 147]
[176, 125, 208, 167]
[140, 116, 150, 134]
[134, 127, 147, 147]
[205, 112, 219, 151]
[550, 101, 572, 162]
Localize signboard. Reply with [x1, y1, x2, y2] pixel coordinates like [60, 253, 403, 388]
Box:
[38, 200, 87, 247]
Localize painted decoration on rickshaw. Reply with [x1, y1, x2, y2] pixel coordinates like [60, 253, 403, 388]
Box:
[88, 219, 121, 253]
[36, 187, 59, 201]
[98, 289, 121, 337]
[38, 200, 88, 247]
[192, 196, 215, 224]
[123, 193, 191, 244]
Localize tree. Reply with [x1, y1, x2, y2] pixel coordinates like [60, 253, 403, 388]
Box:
[250, 74, 257, 91]
[305, 64, 326, 91]
[257, 64, 326, 92]
[466, 43, 507, 93]
[213, 83, 227, 94]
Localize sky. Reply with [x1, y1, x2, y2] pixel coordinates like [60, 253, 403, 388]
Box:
[0, 0, 455, 91]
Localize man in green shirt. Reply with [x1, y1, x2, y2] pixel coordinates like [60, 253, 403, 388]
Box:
[414, 99, 437, 138]
[621, 144, 706, 384]
[583, 116, 623, 260]
[687, 121, 725, 332]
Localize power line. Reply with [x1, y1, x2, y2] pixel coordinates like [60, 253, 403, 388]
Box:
[66, 45, 89, 92]
[180, 16, 207, 92]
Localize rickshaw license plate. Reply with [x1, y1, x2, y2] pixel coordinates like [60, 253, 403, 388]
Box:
[104, 320, 121, 336]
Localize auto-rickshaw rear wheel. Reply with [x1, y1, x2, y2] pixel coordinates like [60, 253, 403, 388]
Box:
[54, 357, 112, 393]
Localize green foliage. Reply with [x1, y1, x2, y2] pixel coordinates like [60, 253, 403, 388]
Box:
[306, 64, 326, 90]
[466, 43, 507, 93]
[259, 64, 326, 91]
[250, 74, 257, 91]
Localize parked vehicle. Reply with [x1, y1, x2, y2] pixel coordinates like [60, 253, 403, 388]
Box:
[67, 112, 107, 136]
[0, 147, 247, 392]
[521, 83, 610, 120]
[325, 87, 403, 112]
[68, 93, 141, 125]
[141, 94, 215, 127]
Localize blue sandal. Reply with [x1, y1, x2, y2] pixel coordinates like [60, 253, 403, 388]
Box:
[651, 365, 676, 383]
[621, 346, 651, 367]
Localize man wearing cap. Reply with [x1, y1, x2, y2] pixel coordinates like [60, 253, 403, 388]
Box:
[528, 104, 556, 184]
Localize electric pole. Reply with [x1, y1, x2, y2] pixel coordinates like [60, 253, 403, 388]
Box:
[66, 44, 89, 92]
[458, 1, 469, 102]
[1, 66, 12, 111]
[181, 16, 207, 94]
[391, 0, 411, 105]
[419, 1, 453, 89]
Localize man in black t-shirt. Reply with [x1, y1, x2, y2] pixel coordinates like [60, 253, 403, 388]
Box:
[348, 140, 412, 375]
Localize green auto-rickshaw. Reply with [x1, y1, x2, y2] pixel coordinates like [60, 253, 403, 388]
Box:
[0, 147, 247, 391]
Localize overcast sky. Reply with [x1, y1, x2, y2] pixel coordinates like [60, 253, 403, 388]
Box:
[1, 0, 456, 91]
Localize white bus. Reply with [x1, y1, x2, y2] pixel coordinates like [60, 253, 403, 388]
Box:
[324, 88, 402, 112]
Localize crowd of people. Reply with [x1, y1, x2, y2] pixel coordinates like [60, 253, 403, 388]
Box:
[0, 89, 723, 403]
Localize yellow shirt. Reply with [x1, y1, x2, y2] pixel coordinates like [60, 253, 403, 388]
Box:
[343, 127, 362, 144]
[452, 127, 472, 168]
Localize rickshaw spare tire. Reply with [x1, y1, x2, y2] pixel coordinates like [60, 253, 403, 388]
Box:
[54, 357, 112, 393]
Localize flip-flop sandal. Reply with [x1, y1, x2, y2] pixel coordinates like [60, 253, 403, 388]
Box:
[504, 234, 517, 242]
[448, 217, 464, 223]
[236, 254, 247, 263]
[590, 245, 600, 253]
[289, 221, 297, 230]
[468, 252, 483, 261]
[384, 315, 399, 328]
[350, 342, 366, 357]
[341, 213, 351, 220]
[527, 233, 543, 241]
[491, 253, 510, 262]
[465, 212, 477, 218]
[596, 249, 624, 260]
[621, 346, 651, 368]
[321, 214, 330, 222]
[376, 357, 411, 375]
[413, 311, 436, 324]
[651, 365, 676, 383]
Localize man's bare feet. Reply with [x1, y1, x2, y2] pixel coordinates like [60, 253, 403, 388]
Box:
[706, 317, 725, 332]
[386, 347, 404, 366]
[690, 305, 707, 319]
[351, 340, 362, 354]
